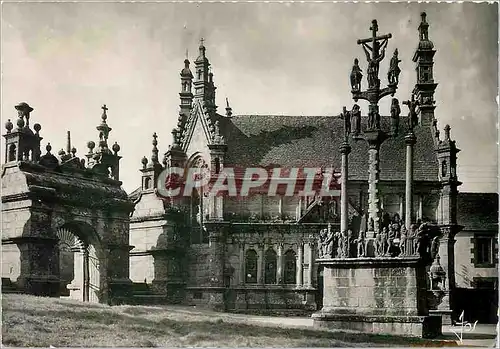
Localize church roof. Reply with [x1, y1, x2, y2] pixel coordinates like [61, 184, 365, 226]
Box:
[457, 192, 499, 231]
[220, 114, 439, 182]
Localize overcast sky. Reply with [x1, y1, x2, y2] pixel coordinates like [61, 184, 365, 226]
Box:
[2, 2, 498, 193]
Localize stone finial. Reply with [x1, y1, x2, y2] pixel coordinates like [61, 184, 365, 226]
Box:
[5, 119, 13, 133]
[141, 156, 148, 169]
[33, 123, 41, 135]
[46, 143, 52, 154]
[97, 104, 112, 146]
[66, 131, 72, 154]
[151, 133, 159, 163]
[444, 124, 451, 141]
[112, 142, 120, 155]
[87, 141, 96, 153]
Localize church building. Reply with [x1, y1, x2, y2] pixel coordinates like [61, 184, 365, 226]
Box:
[125, 13, 496, 319]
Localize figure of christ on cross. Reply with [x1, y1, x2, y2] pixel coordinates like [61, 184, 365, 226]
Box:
[358, 20, 391, 90]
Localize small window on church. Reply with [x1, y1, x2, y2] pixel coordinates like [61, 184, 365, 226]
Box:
[8, 144, 16, 162]
[284, 249, 297, 284]
[474, 235, 495, 268]
[264, 248, 277, 284]
[245, 249, 258, 284]
[144, 177, 152, 190]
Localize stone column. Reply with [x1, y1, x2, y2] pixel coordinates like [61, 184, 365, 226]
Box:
[307, 240, 315, 287]
[83, 244, 90, 302]
[257, 243, 264, 284]
[296, 242, 304, 287]
[340, 142, 351, 234]
[239, 242, 245, 285]
[277, 242, 284, 284]
[208, 229, 225, 287]
[206, 223, 226, 310]
[405, 132, 417, 229]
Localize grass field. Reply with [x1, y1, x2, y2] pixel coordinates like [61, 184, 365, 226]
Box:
[2, 294, 458, 347]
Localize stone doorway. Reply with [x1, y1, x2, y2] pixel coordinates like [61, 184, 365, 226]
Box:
[56, 224, 101, 303]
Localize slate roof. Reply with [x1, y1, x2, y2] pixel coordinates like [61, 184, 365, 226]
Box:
[457, 192, 499, 231]
[127, 114, 441, 198]
[220, 114, 439, 182]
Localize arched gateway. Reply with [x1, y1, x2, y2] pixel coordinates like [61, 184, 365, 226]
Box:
[1, 103, 134, 304]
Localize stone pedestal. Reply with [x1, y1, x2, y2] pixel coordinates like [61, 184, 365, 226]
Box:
[13, 237, 60, 297]
[312, 257, 442, 338]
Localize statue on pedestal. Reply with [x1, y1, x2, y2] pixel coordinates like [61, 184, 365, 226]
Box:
[350, 58, 363, 91]
[340, 106, 351, 138]
[399, 225, 408, 256]
[374, 232, 383, 257]
[390, 98, 401, 135]
[380, 227, 389, 256]
[356, 230, 366, 257]
[388, 49, 401, 85]
[403, 94, 420, 131]
[351, 104, 362, 136]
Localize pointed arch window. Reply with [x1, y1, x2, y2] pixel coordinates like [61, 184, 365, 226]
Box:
[264, 248, 277, 284]
[284, 249, 297, 285]
[245, 249, 258, 284]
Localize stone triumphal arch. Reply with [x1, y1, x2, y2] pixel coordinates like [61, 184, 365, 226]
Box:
[2, 103, 135, 304]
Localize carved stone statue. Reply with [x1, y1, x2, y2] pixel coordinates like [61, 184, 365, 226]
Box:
[388, 49, 401, 85]
[362, 39, 388, 89]
[317, 229, 327, 258]
[351, 104, 362, 136]
[340, 106, 351, 138]
[339, 231, 349, 258]
[319, 228, 336, 258]
[356, 230, 366, 257]
[374, 232, 382, 257]
[380, 227, 389, 256]
[403, 95, 420, 131]
[347, 229, 353, 257]
[416, 223, 431, 259]
[350, 58, 363, 91]
[390, 98, 401, 135]
[399, 225, 407, 256]
[430, 235, 440, 260]
[387, 225, 396, 256]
